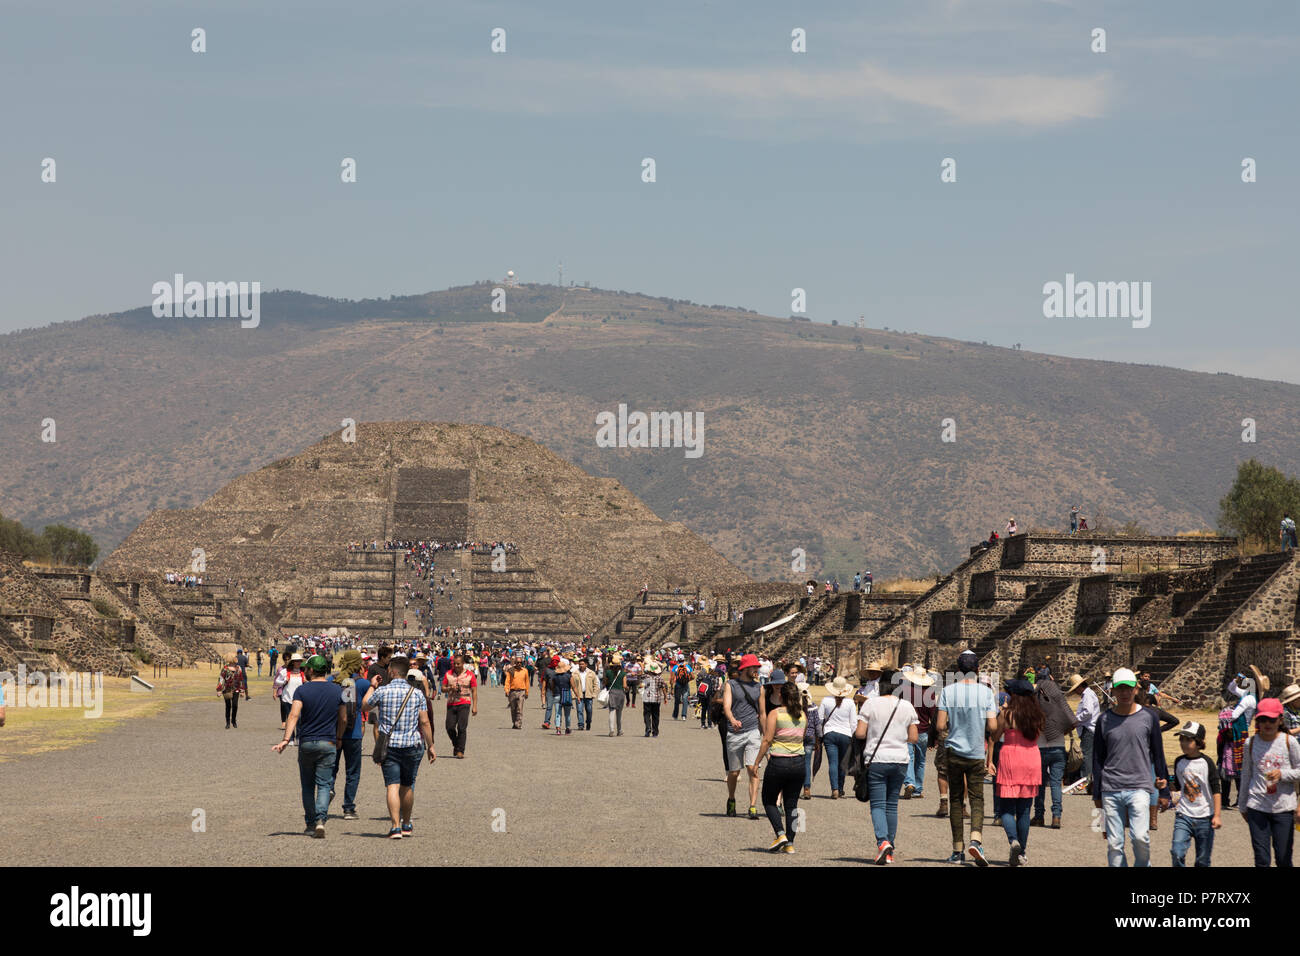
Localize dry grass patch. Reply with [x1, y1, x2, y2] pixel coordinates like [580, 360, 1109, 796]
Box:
[0, 665, 222, 763]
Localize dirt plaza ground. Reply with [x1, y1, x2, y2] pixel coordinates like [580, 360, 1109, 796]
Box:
[0, 672, 1264, 867]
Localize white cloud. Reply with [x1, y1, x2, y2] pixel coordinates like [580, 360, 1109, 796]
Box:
[435, 58, 1113, 129]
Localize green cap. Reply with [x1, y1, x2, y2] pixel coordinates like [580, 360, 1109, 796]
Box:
[307, 655, 329, 672]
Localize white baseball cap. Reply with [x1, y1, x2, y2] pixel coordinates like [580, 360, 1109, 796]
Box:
[1111, 668, 1138, 688]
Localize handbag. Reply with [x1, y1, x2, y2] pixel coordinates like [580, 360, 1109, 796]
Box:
[372, 682, 417, 765]
[597, 688, 610, 706]
[854, 697, 902, 803]
[1065, 732, 1083, 775]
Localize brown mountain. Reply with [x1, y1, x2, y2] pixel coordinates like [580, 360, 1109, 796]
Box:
[2, 282, 1295, 583]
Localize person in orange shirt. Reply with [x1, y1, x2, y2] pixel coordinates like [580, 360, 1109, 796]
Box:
[504, 656, 530, 730]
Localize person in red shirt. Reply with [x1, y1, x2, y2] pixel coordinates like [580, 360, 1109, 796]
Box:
[441, 653, 478, 758]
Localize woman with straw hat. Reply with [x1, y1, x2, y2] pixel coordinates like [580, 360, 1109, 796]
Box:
[819, 675, 858, 798]
[1280, 684, 1300, 736]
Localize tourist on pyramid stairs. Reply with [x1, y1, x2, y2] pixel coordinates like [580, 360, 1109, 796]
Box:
[541, 653, 560, 729]
[505, 656, 530, 729]
[1240, 697, 1300, 866]
[551, 657, 574, 735]
[819, 676, 858, 800]
[217, 652, 246, 729]
[1168, 720, 1221, 867]
[724, 655, 764, 820]
[605, 656, 627, 736]
[328, 650, 369, 821]
[272, 655, 345, 839]
[936, 650, 998, 865]
[756, 678, 808, 855]
[991, 680, 1043, 867]
[855, 671, 919, 865]
[641, 661, 667, 736]
[1091, 668, 1170, 867]
[1282, 513, 1298, 551]
[572, 658, 597, 730]
[363, 654, 435, 839]
[1031, 674, 1076, 829]
[441, 653, 478, 757]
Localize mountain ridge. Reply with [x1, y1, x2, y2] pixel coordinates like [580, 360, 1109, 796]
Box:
[2, 282, 1293, 583]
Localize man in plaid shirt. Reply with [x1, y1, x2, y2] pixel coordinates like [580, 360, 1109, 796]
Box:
[641, 661, 668, 737]
[363, 654, 435, 839]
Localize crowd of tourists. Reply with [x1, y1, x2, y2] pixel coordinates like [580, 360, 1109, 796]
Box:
[346, 539, 519, 554]
[245, 590, 1300, 865]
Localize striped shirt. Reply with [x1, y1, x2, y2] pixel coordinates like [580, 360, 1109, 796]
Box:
[772, 709, 808, 757]
[366, 680, 427, 747]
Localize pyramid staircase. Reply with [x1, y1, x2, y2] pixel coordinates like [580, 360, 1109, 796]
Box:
[762, 594, 840, 660]
[1135, 550, 1293, 685]
[467, 550, 584, 643]
[970, 578, 1072, 662]
[595, 589, 697, 646]
[0, 616, 56, 671]
[279, 550, 396, 639]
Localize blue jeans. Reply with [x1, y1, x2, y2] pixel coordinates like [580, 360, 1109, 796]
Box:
[577, 698, 593, 729]
[1101, 789, 1151, 867]
[298, 740, 337, 827]
[823, 732, 853, 794]
[1000, 796, 1033, 849]
[1171, 814, 1215, 867]
[804, 743, 815, 789]
[1245, 808, 1294, 867]
[331, 737, 362, 813]
[1035, 747, 1066, 818]
[867, 762, 907, 845]
[904, 731, 928, 795]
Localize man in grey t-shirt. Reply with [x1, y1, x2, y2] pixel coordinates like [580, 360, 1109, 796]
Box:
[1092, 668, 1170, 867]
[723, 654, 763, 819]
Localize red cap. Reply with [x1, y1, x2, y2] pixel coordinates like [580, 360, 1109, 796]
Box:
[550, 655, 561, 666]
[738, 653, 760, 670]
[1257, 697, 1284, 720]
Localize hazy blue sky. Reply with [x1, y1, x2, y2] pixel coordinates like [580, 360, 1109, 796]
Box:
[2, 0, 1297, 380]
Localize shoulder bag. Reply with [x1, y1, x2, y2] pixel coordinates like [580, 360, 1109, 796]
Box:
[854, 696, 902, 803]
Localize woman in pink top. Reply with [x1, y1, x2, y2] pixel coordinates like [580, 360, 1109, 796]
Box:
[990, 679, 1044, 866]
